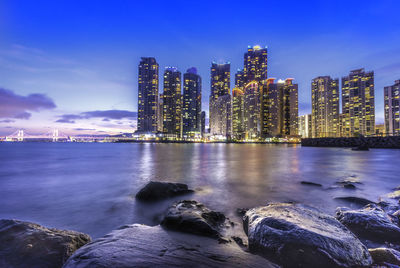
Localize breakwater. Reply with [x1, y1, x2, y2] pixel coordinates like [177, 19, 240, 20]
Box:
[302, 136, 400, 149]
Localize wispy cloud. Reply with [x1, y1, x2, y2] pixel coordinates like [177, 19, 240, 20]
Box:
[0, 88, 56, 119]
[56, 110, 137, 124]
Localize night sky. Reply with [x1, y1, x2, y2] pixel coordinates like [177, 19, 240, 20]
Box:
[1, 0, 400, 135]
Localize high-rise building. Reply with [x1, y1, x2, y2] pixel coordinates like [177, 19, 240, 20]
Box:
[235, 69, 245, 89]
[182, 67, 202, 137]
[137, 57, 159, 133]
[299, 114, 312, 138]
[212, 94, 232, 138]
[384, 80, 400, 135]
[162, 67, 182, 137]
[201, 111, 206, 137]
[232, 87, 244, 139]
[242, 45, 268, 138]
[261, 78, 298, 137]
[157, 94, 163, 132]
[311, 76, 339, 138]
[342, 68, 375, 137]
[209, 62, 230, 136]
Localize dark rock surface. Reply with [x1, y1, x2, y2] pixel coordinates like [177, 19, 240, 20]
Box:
[243, 203, 372, 268]
[161, 200, 232, 238]
[334, 196, 375, 206]
[336, 205, 400, 243]
[63, 224, 276, 268]
[369, 248, 400, 266]
[135, 181, 193, 201]
[0, 219, 91, 268]
[300, 181, 322, 187]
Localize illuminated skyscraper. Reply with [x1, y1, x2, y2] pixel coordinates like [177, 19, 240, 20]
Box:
[163, 67, 182, 137]
[209, 62, 230, 136]
[299, 114, 312, 138]
[384, 79, 400, 135]
[242, 45, 268, 138]
[137, 57, 159, 133]
[157, 94, 163, 132]
[213, 94, 232, 138]
[182, 67, 202, 137]
[342, 68, 375, 137]
[261, 78, 298, 137]
[311, 76, 339, 137]
[232, 87, 244, 139]
[201, 111, 206, 137]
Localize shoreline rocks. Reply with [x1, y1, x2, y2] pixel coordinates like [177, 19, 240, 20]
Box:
[0, 219, 91, 268]
[243, 203, 372, 267]
[369, 248, 400, 266]
[63, 224, 277, 268]
[300, 181, 322, 187]
[135, 181, 193, 201]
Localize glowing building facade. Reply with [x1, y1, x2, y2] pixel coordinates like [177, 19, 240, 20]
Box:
[384, 80, 400, 135]
[137, 57, 159, 133]
[213, 94, 232, 138]
[342, 69, 375, 137]
[182, 67, 202, 137]
[209, 63, 230, 136]
[311, 76, 339, 137]
[299, 114, 312, 138]
[162, 67, 182, 137]
[232, 87, 244, 139]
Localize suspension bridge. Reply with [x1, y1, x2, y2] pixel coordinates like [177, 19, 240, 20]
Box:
[1, 129, 132, 142]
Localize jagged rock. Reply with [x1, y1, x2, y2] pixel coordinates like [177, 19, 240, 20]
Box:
[243, 203, 372, 268]
[334, 196, 375, 206]
[369, 248, 400, 266]
[300, 181, 322, 187]
[335, 205, 400, 243]
[63, 224, 277, 268]
[335, 181, 357, 189]
[0, 219, 91, 268]
[387, 190, 400, 199]
[161, 200, 232, 238]
[135, 181, 193, 201]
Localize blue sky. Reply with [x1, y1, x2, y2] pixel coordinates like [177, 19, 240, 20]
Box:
[1, 0, 400, 135]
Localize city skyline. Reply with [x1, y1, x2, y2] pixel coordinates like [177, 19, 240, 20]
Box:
[1, 0, 400, 135]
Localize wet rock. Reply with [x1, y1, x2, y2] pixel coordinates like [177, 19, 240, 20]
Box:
[236, 208, 248, 217]
[387, 190, 400, 200]
[335, 181, 357, 189]
[161, 200, 232, 238]
[334, 196, 375, 206]
[64, 224, 276, 268]
[0, 219, 91, 268]
[243, 203, 372, 268]
[369, 248, 400, 266]
[335, 205, 400, 243]
[300, 181, 322, 187]
[136, 181, 193, 201]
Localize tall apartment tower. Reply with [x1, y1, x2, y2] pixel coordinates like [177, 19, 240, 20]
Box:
[182, 67, 202, 137]
[384, 79, 400, 135]
[201, 111, 206, 137]
[261, 78, 298, 137]
[232, 87, 244, 139]
[209, 62, 230, 136]
[213, 94, 232, 138]
[299, 114, 312, 138]
[242, 45, 268, 138]
[311, 76, 339, 138]
[137, 57, 159, 133]
[157, 94, 163, 132]
[342, 68, 375, 137]
[162, 67, 182, 137]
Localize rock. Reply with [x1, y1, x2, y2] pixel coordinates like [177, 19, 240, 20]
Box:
[0, 219, 91, 268]
[335, 205, 400, 243]
[387, 190, 400, 199]
[161, 200, 232, 238]
[236, 208, 248, 217]
[63, 224, 277, 268]
[369, 248, 400, 266]
[300, 181, 322, 187]
[335, 181, 357, 189]
[334, 196, 375, 206]
[136, 181, 193, 201]
[243, 203, 372, 268]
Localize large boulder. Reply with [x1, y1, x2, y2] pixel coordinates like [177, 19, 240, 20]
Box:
[335, 205, 400, 243]
[63, 224, 277, 268]
[0, 219, 91, 268]
[135, 181, 193, 201]
[243, 203, 372, 268]
[161, 200, 232, 239]
[369, 248, 400, 266]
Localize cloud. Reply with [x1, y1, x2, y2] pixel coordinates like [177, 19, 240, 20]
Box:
[56, 110, 137, 123]
[0, 88, 56, 119]
[74, 128, 96, 131]
[0, 119, 15, 123]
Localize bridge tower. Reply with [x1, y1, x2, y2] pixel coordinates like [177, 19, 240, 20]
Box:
[17, 130, 24, 141]
[53, 129, 59, 142]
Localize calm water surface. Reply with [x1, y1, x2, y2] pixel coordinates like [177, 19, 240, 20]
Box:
[0, 142, 399, 238]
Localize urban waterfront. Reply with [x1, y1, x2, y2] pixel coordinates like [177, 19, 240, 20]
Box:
[1, 142, 399, 239]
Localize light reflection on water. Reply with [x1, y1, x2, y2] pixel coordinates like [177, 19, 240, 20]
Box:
[0, 142, 399, 238]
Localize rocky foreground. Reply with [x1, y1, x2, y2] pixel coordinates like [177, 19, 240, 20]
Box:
[2, 181, 400, 267]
